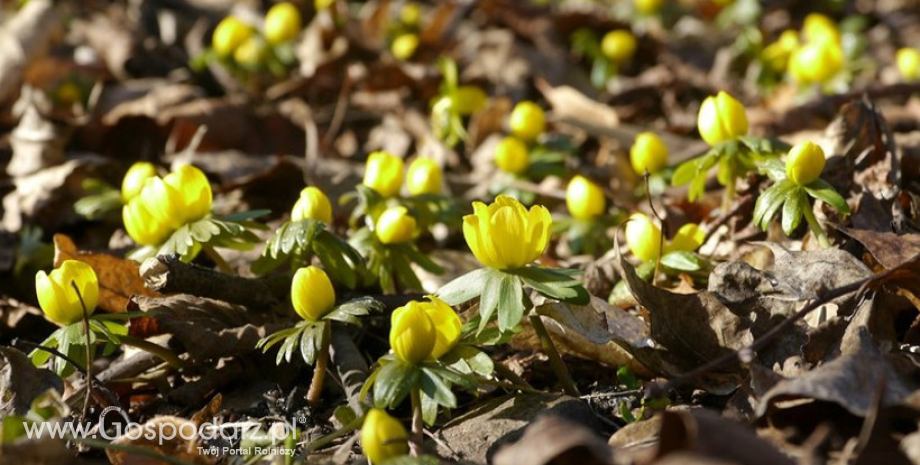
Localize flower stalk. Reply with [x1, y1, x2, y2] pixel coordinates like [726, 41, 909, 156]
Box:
[306, 322, 332, 407]
[409, 386, 424, 456]
[529, 314, 579, 396]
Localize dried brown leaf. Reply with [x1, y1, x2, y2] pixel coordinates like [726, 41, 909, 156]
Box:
[493, 415, 614, 465]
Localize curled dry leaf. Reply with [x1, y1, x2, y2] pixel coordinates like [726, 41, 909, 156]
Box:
[493, 415, 614, 465]
[0, 347, 63, 417]
[54, 234, 158, 313]
[655, 409, 794, 465]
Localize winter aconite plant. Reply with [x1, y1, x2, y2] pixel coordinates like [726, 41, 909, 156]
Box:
[554, 175, 619, 255]
[753, 141, 850, 248]
[673, 91, 789, 210]
[257, 266, 383, 406]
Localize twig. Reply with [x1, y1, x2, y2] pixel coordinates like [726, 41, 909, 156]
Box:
[580, 389, 642, 400]
[118, 335, 185, 368]
[645, 276, 872, 398]
[72, 282, 93, 424]
[140, 254, 277, 309]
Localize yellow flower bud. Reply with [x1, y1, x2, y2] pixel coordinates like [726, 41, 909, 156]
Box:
[896, 48, 920, 82]
[785, 141, 825, 186]
[265, 2, 302, 45]
[633, 0, 665, 15]
[213, 16, 252, 57]
[122, 165, 212, 246]
[391, 33, 419, 61]
[566, 175, 606, 220]
[762, 30, 800, 72]
[625, 213, 662, 262]
[363, 151, 405, 198]
[406, 158, 443, 196]
[494, 136, 530, 175]
[508, 101, 545, 142]
[667, 223, 705, 253]
[234, 35, 268, 68]
[400, 2, 421, 27]
[789, 40, 843, 84]
[315, 0, 335, 11]
[449, 85, 488, 116]
[630, 132, 669, 175]
[375, 206, 417, 244]
[291, 186, 333, 223]
[361, 409, 409, 464]
[463, 195, 552, 269]
[164, 164, 212, 224]
[697, 91, 748, 146]
[123, 193, 173, 246]
[802, 13, 840, 45]
[420, 296, 461, 359]
[35, 260, 99, 326]
[121, 162, 157, 202]
[390, 301, 436, 364]
[600, 30, 637, 64]
[291, 266, 336, 322]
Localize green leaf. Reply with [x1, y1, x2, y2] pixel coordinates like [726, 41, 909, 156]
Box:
[660, 251, 701, 271]
[324, 297, 384, 325]
[738, 135, 791, 155]
[757, 157, 787, 182]
[401, 244, 445, 274]
[300, 322, 323, 365]
[781, 189, 807, 235]
[514, 267, 588, 304]
[753, 180, 794, 230]
[420, 367, 457, 409]
[219, 209, 270, 222]
[277, 334, 298, 365]
[496, 273, 524, 333]
[671, 159, 698, 187]
[373, 360, 420, 409]
[437, 268, 489, 306]
[442, 345, 494, 377]
[804, 179, 851, 214]
[476, 269, 504, 334]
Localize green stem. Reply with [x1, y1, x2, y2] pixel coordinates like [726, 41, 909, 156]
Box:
[306, 323, 332, 407]
[118, 335, 185, 368]
[529, 314, 580, 396]
[721, 176, 736, 213]
[802, 201, 831, 248]
[202, 243, 235, 275]
[492, 361, 534, 390]
[409, 386, 424, 456]
[72, 282, 93, 423]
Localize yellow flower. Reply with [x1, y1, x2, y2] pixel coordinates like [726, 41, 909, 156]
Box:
[390, 301, 437, 364]
[361, 409, 409, 464]
[697, 91, 748, 146]
[762, 30, 800, 72]
[494, 136, 530, 175]
[667, 223, 705, 253]
[785, 141, 825, 186]
[566, 175, 606, 220]
[600, 30, 637, 64]
[463, 195, 552, 270]
[448, 85, 488, 116]
[896, 48, 920, 82]
[802, 13, 840, 45]
[508, 101, 545, 142]
[166, 165, 212, 224]
[234, 35, 268, 68]
[419, 296, 461, 359]
[363, 151, 405, 198]
[265, 2, 302, 45]
[291, 266, 336, 322]
[212, 16, 252, 57]
[391, 33, 419, 61]
[315, 0, 335, 11]
[789, 40, 843, 84]
[291, 187, 333, 223]
[121, 162, 157, 202]
[375, 206, 417, 244]
[400, 2, 421, 27]
[633, 0, 665, 15]
[630, 132, 669, 175]
[123, 193, 172, 246]
[35, 260, 99, 326]
[406, 158, 442, 196]
[625, 213, 662, 262]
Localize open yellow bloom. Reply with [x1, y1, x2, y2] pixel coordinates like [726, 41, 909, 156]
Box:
[265, 2, 302, 45]
[291, 187, 333, 223]
[363, 151, 405, 198]
[697, 91, 748, 146]
[508, 101, 545, 142]
[375, 206, 417, 244]
[463, 195, 551, 270]
[121, 162, 157, 202]
[630, 132, 669, 175]
[789, 40, 843, 85]
[390, 301, 437, 364]
[361, 409, 409, 464]
[566, 175, 606, 220]
[625, 213, 663, 262]
[785, 141, 825, 186]
[762, 30, 800, 72]
[418, 296, 461, 359]
[406, 158, 442, 196]
[291, 266, 336, 322]
[35, 260, 99, 326]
